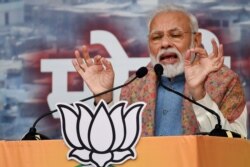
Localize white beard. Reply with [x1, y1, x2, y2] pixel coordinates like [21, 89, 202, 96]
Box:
[150, 48, 185, 78]
[150, 39, 195, 78]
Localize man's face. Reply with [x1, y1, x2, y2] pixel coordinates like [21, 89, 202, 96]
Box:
[148, 11, 195, 77]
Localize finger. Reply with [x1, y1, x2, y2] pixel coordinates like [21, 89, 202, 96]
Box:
[72, 59, 85, 77]
[213, 44, 224, 69]
[184, 49, 192, 66]
[75, 50, 88, 70]
[190, 47, 208, 58]
[212, 54, 224, 70]
[101, 58, 113, 71]
[79, 63, 88, 71]
[218, 44, 223, 58]
[93, 55, 102, 65]
[75, 50, 83, 65]
[72, 53, 88, 72]
[211, 39, 218, 57]
[82, 45, 93, 66]
[217, 56, 224, 68]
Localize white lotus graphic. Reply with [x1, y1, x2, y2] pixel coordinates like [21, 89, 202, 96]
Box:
[56, 100, 146, 167]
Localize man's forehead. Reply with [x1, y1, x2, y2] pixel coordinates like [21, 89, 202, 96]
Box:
[150, 11, 191, 31]
[150, 27, 184, 34]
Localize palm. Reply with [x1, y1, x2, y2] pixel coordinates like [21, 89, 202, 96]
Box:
[81, 64, 114, 94]
[185, 56, 217, 88]
[185, 42, 223, 90]
[72, 46, 115, 98]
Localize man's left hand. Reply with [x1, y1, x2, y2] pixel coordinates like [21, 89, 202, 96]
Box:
[184, 39, 224, 100]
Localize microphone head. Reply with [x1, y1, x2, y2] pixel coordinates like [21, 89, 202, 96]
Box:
[154, 64, 163, 77]
[136, 67, 148, 78]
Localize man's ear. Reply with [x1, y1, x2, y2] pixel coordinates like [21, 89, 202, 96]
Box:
[194, 32, 202, 48]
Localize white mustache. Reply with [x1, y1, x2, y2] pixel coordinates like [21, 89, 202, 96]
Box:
[156, 48, 182, 62]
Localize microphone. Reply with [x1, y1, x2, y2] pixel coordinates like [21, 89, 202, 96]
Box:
[154, 64, 244, 138]
[22, 66, 148, 140]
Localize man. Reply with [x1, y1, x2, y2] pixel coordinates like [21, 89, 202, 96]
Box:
[72, 5, 247, 137]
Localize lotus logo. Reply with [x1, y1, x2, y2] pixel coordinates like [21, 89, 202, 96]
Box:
[56, 100, 146, 167]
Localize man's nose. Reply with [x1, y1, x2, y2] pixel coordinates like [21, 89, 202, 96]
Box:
[161, 35, 173, 49]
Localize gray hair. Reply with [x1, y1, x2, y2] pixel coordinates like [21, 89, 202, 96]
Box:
[148, 4, 199, 32]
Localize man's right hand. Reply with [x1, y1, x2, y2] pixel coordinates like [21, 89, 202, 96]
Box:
[72, 45, 115, 103]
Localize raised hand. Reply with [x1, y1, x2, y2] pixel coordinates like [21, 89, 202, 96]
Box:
[72, 45, 115, 102]
[184, 39, 224, 100]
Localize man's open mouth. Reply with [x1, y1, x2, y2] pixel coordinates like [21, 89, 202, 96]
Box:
[159, 53, 179, 64]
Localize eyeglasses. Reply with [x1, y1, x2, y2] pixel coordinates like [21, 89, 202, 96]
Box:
[149, 30, 196, 43]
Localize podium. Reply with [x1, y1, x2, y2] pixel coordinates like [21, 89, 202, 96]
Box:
[0, 136, 249, 167]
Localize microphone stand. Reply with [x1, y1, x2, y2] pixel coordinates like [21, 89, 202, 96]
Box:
[22, 67, 148, 140]
[159, 82, 222, 128]
[159, 79, 244, 138]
